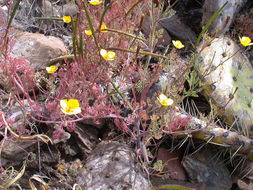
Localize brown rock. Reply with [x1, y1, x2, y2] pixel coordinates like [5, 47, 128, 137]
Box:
[61, 2, 78, 17]
[142, 14, 196, 46]
[156, 147, 187, 181]
[182, 149, 232, 190]
[42, 0, 60, 17]
[159, 15, 196, 43]
[141, 16, 171, 47]
[1, 139, 37, 166]
[10, 32, 67, 70]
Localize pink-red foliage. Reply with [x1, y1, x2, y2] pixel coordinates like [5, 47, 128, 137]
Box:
[166, 115, 192, 132]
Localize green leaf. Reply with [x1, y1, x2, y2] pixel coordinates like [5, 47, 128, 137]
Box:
[7, 0, 22, 30]
[195, 1, 228, 46]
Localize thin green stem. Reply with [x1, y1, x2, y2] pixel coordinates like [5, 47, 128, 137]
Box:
[82, 2, 99, 48]
[125, 0, 144, 18]
[104, 28, 147, 42]
[34, 17, 63, 21]
[195, 1, 228, 46]
[49, 54, 74, 64]
[108, 47, 168, 59]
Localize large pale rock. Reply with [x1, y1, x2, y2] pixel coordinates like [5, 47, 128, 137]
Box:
[197, 36, 253, 136]
[202, 0, 247, 35]
[76, 141, 150, 190]
[10, 32, 67, 70]
[0, 32, 67, 92]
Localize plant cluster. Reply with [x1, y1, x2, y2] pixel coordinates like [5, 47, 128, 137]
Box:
[1, 0, 253, 188]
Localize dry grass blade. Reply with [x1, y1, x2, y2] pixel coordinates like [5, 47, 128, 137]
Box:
[49, 54, 75, 64]
[73, 183, 83, 190]
[0, 162, 26, 189]
[29, 175, 49, 190]
[108, 47, 168, 59]
[2, 113, 53, 144]
[125, 0, 144, 17]
[104, 28, 147, 42]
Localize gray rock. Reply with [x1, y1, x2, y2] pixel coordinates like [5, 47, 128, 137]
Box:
[42, 0, 60, 17]
[141, 16, 171, 47]
[76, 141, 150, 190]
[61, 2, 78, 17]
[182, 149, 232, 190]
[159, 15, 197, 43]
[142, 14, 197, 46]
[202, 0, 247, 35]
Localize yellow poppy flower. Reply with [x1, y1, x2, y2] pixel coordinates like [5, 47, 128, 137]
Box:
[62, 16, 71, 23]
[84, 29, 93, 35]
[100, 23, 108, 32]
[57, 165, 65, 173]
[172, 40, 185, 49]
[100, 49, 116, 61]
[157, 94, 174, 106]
[239, 36, 253, 47]
[60, 99, 82, 115]
[46, 65, 57, 74]
[89, 0, 103, 5]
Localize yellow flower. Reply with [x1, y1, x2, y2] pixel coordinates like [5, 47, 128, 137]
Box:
[100, 23, 108, 32]
[84, 29, 93, 35]
[62, 16, 71, 23]
[100, 49, 116, 61]
[172, 40, 185, 49]
[60, 99, 82, 115]
[89, 0, 103, 5]
[239, 36, 253, 47]
[79, 164, 84, 168]
[57, 165, 65, 173]
[157, 94, 174, 106]
[46, 65, 57, 74]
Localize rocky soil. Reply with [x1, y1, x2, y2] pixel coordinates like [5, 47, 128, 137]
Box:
[0, 0, 253, 190]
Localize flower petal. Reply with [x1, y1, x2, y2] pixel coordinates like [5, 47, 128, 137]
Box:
[157, 94, 174, 106]
[89, 0, 103, 5]
[46, 65, 57, 74]
[60, 99, 81, 115]
[100, 23, 108, 32]
[107, 51, 116, 60]
[100, 49, 107, 57]
[60, 99, 68, 110]
[239, 36, 253, 47]
[62, 16, 71, 23]
[68, 99, 80, 108]
[70, 107, 82, 115]
[85, 30, 93, 36]
[172, 40, 185, 49]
